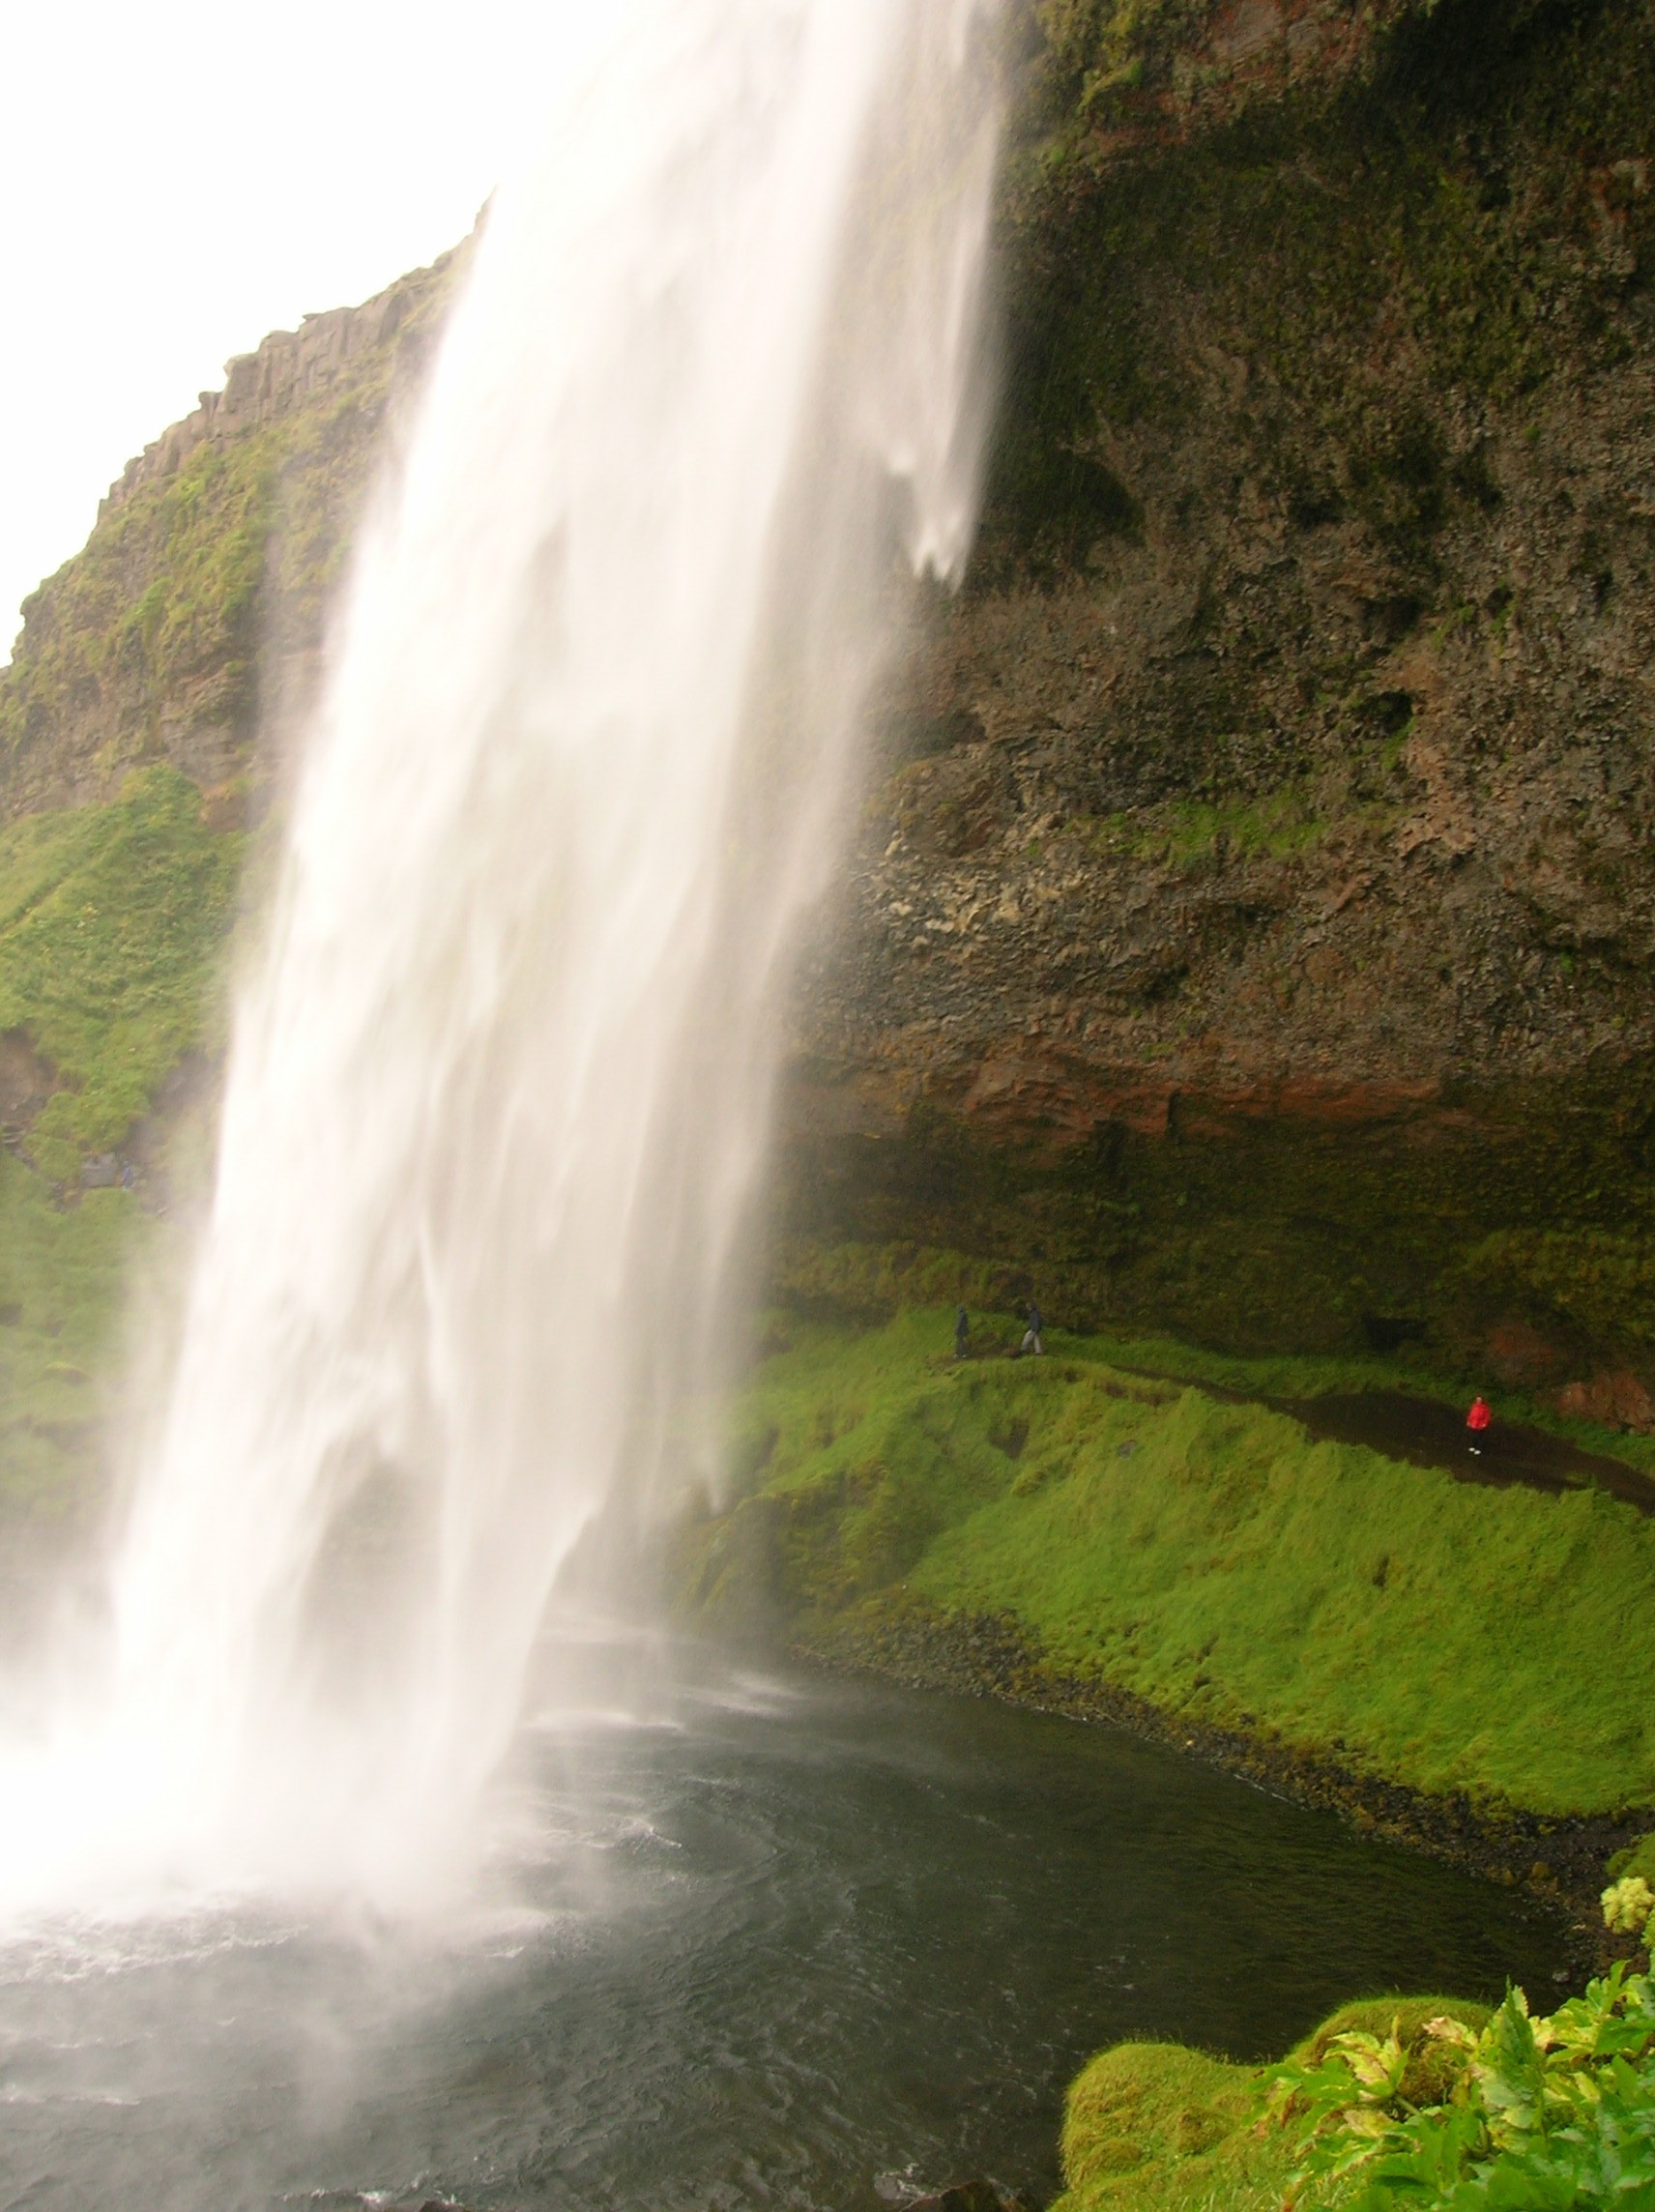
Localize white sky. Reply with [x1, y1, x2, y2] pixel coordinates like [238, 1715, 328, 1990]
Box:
[0, 0, 601, 660]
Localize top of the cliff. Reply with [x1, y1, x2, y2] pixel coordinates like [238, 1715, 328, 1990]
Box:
[95, 243, 465, 526]
[0, 238, 468, 821]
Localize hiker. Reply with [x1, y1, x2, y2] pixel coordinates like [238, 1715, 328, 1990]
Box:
[1021, 1300, 1044, 1357]
[1466, 1394, 1492, 1456]
[955, 1306, 970, 1359]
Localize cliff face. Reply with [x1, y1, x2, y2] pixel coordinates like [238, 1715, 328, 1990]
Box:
[3, 0, 1654, 1406]
[779, 0, 1655, 1396]
[0, 245, 462, 820]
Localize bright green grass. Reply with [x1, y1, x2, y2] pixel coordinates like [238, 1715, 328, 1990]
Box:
[0, 765, 242, 1179]
[704, 1309, 1655, 1816]
[1053, 1997, 1492, 2212]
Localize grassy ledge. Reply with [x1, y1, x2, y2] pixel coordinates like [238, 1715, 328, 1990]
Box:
[676, 1309, 1655, 1823]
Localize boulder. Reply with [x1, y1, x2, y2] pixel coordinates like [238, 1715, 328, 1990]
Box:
[1555, 1372, 1655, 1435]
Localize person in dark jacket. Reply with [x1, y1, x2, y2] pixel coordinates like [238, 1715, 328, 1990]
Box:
[1021, 1301, 1043, 1357]
[955, 1306, 970, 1360]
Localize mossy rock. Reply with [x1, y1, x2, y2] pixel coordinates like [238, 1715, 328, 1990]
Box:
[1060, 2041, 1253, 2189]
[1607, 1831, 1655, 1886]
[1294, 1993, 1494, 2108]
[1055, 1992, 1494, 2210]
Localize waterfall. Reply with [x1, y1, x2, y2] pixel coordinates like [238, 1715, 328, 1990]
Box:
[0, 0, 1002, 1915]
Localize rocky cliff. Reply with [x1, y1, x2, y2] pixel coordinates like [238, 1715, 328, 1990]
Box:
[0, 242, 463, 820]
[3, 0, 1653, 1412]
[778, 0, 1655, 1405]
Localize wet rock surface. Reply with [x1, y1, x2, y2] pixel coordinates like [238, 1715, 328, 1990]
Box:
[774, 0, 1655, 1376]
[796, 0, 1655, 1140]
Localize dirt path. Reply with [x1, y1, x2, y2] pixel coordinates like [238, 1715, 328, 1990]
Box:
[1277, 1389, 1655, 1516]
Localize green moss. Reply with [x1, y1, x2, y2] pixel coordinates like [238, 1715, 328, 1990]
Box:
[1607, 1831, 1655, 1886]
[1036, 0, 1211, 121]
[1450, 1229, 1655, 1352]
[1081, 785, 1324, 864]
[686, 1310, 1655, 1815]
[0, 767, 242, 1179]
[0, 254, 453, 811]
[1055, 2042, 1283, 2211]
[0, 768, 233, 1520]
[1052, 1994, 1492, 2212]
[769, 1239, 1655, 1476]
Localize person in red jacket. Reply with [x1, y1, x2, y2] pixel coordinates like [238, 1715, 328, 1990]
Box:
[1466, 1395, 1492, 1456]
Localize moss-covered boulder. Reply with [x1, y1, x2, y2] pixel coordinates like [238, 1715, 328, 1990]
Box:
[1052, 1993, 1493, 2211]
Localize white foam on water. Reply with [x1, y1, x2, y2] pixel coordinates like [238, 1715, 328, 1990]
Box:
[0, 0, 1002, 1920]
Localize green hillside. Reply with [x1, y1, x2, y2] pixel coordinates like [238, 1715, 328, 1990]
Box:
[681, 1308, 1655, 1819]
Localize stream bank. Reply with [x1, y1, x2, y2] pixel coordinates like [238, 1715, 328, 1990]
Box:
[795, 1605, 1635, 1944]
[674, 1307, 1655, 1940]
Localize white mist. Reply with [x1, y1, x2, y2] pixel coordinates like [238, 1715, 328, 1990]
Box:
[0, 0, 1002, 1915]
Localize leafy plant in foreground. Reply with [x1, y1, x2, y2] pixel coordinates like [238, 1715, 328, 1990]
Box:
[1261, 1880, 1655, 2208]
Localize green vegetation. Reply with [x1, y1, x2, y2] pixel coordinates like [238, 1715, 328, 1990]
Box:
[770, 1236, 1655, 1476]
[0, 769, 230, 1518]
[1056, 2038, 1299, 2211]
[1078, 785, 1326, 866]
[0, 267, 457, 1537]
[1610, 1835, 1655, 1891]
[1054, 1889, 1655, 2211]
[0, 271, 456, 1528]
[0, 767, 242, 1180]
[0, 432, 277, 796]
[1264, 1887, 1655, 2207]
[0, 1156, 148, 1519]
[0, 257, 452, 812]
[1053, 1997, 1494, 2212]
[1451, 1232, 1655, 1358]
[1035, 0, 1211, 124]
[683, 1310, 1655, 1814]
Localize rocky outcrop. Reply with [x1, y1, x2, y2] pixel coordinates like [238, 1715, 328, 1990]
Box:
[0, 242, 467, 818]
[775, 0, 1655, 1379]
[100, 275, 448, 519]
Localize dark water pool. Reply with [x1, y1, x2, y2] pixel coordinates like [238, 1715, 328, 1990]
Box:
[0, 1629, 1569, 2212]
